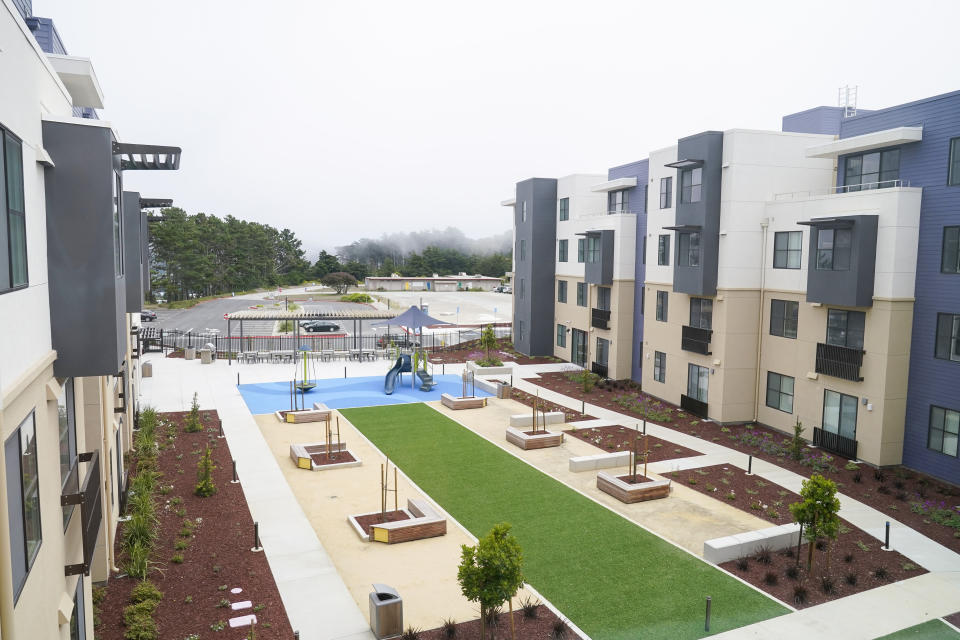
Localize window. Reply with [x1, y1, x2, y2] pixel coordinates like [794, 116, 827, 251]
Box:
[609, 189, 629, 214]
[559, 197, 569, 221]
[2, 130, 28, 291]
[928, 406, 959, 457]
[58, 379, 78, 529]
[557, 280, 567, 303]
[571, 329, 587, 366]
[680, 167, 702, 203]
[766, 372, 794, 413]
[596, 286, 611, 311]
[689, 297, 712, 330]
[826, 309, 865, 350]
[657, 235, 670, 266]
[844, 149, 900, 190]
[596, 337, 609, 365]
[576, 282, 586, 307]
[5, 412, 41, 602]
[516, 320, 524, 341]
[519, 279, 525, 300]
[653, 351, 666, 383]
[659, 177, 672, 209]
[687, 364, 709, 402]
[558, 239, 568, 262]
[678, 232, 700, 267]
[773, 231, 802, 269]
[823, 390, 857, 440]
[948, 138, 960, 187]
[70, 575, 87, 640]
[520, 201, 527, 222]
[655, 290, 668, 322]
[770, 299, 799, 339]
[556, 324, 566, 348]
[577, 238, 585, 263]
[519, 239, 526, 261]
[642, 237, 646, 265]
[942, 226, 960, 274]
[585, 235, 601, 263]
[935, 313, 960, 362]
[816, 228, 851, 271]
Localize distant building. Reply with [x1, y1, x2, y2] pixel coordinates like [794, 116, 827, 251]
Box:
[364, 274, 502, 292]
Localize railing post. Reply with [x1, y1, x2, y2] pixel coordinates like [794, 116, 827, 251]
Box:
[252, 521, 263, 552]
[705, 596, 711, 632]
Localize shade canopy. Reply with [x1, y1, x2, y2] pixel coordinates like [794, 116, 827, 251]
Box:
[371, 305, 450, 330]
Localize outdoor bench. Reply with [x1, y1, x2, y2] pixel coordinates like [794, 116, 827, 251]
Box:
[370, 498, 447, 544]
[596, 470, 671, 503]
[441, 393, 487, 410]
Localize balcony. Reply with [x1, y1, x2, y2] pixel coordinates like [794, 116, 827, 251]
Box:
[815, 343, 864, 382]
[61, 451, 103, 576]
[681, 325, 712, 355]
[591, 308, 611, 330]
[680, 394, 708, 418]
[591, 362, 609, 378]
[813, 427, 858, 460]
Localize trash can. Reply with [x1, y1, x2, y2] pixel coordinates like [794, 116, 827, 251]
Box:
[200, 349, 213, 364]
[184, 347, 196, 360]
[142, 362, 153, 378]
[369, 584, 402, 639]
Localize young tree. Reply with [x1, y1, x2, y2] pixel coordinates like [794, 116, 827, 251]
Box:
[320, 271, 358, 294]
[480, 324, 497, 361]
[458, 523, 524, 640]
[194, 446, 217, 497]
[789, 473, 841, 573]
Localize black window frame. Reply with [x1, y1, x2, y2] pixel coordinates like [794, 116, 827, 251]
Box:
[556, 323, 566, 348]
[608, 189, 629, 214]
[687, 363, 709, 402]
[576, 282, 586, 307]
[928, 405, 959, 457]
[559, 197, 569, 221]
[655, 290, 668, 322]
[558, 239, 568, 263]
[935, 313, 960, 363]
[657, 234, 670, 266]
[826, 309, 865, 350]
[58, 379, 78, 530]
[770, 299, 799, 339]
[689, 297, 712, 330]
[816, 228, 852, 271]
[5, 411, 42, 603]
[2, 128, 28, 293]
[596, 286, 611, 311]
[773, 231, 802, 269]
[680, 167, 702, 204]
[678, 232, 700, 267]
[653, 351, 666, 383]
[557, 280, 567, 303]
[844, 148, 901, 190]
[766, 371, 795, 414]
[577, 238, 585, 263]
[659, 177, 672, 209]
[942, 226, 960, 274]
[822, 389, 858, 440]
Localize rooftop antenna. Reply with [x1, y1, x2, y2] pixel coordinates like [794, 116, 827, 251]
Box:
[838, 85, 858, 118]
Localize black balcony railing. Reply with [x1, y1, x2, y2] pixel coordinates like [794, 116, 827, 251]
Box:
[813, 427, 858, 460]
[591, 308, 611, 330]
[591, 362, 609, 378]
[815, 343, 864, 382]
[681, 325, 712, 355]
[62, 451, 102, 576]
[680, 394, 709, 418]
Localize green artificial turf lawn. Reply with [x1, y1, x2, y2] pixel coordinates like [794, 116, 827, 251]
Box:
[341, 403, 788, 639]
[876, 620, 960, 639]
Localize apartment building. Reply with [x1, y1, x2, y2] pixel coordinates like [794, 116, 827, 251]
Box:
[0, 1, 179, 638]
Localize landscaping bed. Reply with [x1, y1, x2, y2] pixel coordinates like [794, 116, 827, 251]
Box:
[428, 338, 561, 365]
[565, 425, 703, 462]
[96, 408, 293, 639]
[419, 604, 582, 640]
[353, 510, 410, 535]
[509, 387, 594, 423]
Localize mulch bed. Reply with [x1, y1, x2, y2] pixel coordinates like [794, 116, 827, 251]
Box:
[617, 474, 654, 484]
[310, 450, 357, 465]
[945, 611, 960, 627]
[419, 604, 582, 640]
[428, 338, 562, 365]
[96, 410, 294, 639]
[528, 372, 960, 552]
[509, 387, 594, 423]
[353, 510, 410, 535]
[564, 425, 704, 462]
[674, 465, 927, 608]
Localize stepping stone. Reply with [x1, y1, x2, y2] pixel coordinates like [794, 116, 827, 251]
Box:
[230, 588, 243, 594]
[231, 600, 252, 611]
[229, 614, 258, 628]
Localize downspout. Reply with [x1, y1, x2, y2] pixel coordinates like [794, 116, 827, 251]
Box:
[101, 376, 120, 573]
[753, 219, 770, 423]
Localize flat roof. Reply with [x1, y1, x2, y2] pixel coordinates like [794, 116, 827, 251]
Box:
[227, 309, 399, 321]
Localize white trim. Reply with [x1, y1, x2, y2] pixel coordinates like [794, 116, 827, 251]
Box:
[590, 177, 637, 193]
[46, 54, 105, 109]
[805, 126, 923, 159]
[500, 197, 516, 206]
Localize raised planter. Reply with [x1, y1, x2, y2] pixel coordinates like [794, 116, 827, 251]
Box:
[509, 412, 565, 428]
[289, 442, 361, 471]
[348, 498, 447, 544]
[505, 426, 563, 450]
[466, 360, 515, 376]
[596, 470, 671, 503]
[569, 451, 630, 473]
[703, 523, 801, 564]
[441, 393, 487, 410]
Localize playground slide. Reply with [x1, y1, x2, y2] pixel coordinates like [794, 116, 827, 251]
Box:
[416, 369, 436, 391]
[384, 355, 412, 395]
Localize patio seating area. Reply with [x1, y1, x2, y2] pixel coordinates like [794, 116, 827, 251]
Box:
[236, 348, 391, 364]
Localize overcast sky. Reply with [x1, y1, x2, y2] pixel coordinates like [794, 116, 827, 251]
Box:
[38, 0, 958, 257]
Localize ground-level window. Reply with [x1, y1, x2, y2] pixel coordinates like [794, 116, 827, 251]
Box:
[556, 324, 566, 348]
[70, 575, 87, 640]
[766, 372, 794, 413]
[823, 389, 857, 441]
[571, 329, 587, 367]
[596, 338, 609, 367]
[653, 351, 666, 383]
[687, 364, 709, 402]
[935, 313, 960, 363]
[5, 412, 41, 603]
[928, 405, 959, 457]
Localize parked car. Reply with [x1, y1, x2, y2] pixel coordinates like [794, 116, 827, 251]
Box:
[501, 285, 512, 294]
[300, 320, 341, 333]
[140, 310, 157, 322]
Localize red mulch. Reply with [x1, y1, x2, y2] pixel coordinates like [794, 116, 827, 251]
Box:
[945, 611, 960, 627]
[509, 387, 594, 423]
[428, 338, 562, 365]
[564, 425, 704, 462]
[617, 474, 653, 484]
[419, 605, 582, 640]
[309, 450, 357, 466]
[353, 510, 410, 535]
[527, 372, 960, 552]
[96, 410, 294, 639]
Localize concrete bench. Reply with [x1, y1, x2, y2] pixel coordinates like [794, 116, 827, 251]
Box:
[509, 412, 565, 428]
[505, 426, 563, 450]
[703, 524, 802, 564]
[596, 470, 671, 503]
[370, 498, 447, 544]
[569, 451, 631, 472]
[441, 393, 487, 410]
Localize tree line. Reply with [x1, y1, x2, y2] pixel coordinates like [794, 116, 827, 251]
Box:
[148, 209, 511, 300]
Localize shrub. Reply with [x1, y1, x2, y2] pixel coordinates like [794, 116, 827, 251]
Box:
[874, 566, 889, 580]
[122, 600, 159, 640]
[194, 447, 217, 497]
[341, 293, 373, 303]
[551, 618, 569, 639]
[793, 585, 808, 605]
[844, 553, 854, 563]
[845, 572, 858, 586]
[171, 554, 184, 564]
[400, 626, 422, 640]
[844, 461, 860, 471]
[786, 565, 799, 580]
[790, 420, 804, 461]
[125, 540, 152, 579]
[520, 595, 540, 619]
[184, 393, 202, 433]
[763, 571, 778, 586]
[735, 557, 749, 571]
[853, 471, 862, 483]
[130, 581, 163, 605]
[820, 576, 835, 594]
[755, 546, 772, 565]
[442, 619, 458, 638]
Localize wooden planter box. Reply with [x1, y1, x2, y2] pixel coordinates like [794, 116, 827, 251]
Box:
[505, 426, 563, 450]
[441, 393, 487, 410]
[596, 471, 671, 503]
[348, 499, 447, 544]
[289, 442, 360, 471]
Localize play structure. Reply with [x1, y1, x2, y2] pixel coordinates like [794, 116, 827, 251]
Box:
[377, 305, 448, 395]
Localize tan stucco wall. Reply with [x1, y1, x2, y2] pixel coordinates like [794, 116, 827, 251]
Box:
[553, 277, 634, 379]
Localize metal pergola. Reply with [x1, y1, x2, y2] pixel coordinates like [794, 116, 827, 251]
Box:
[225, 309, 400, 365]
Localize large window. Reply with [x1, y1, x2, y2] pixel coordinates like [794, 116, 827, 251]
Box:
[680, 167, 702, 203]
[928, 406, 959, 457]
[826, 309, 865, 350]
[823, 390, 857, 440]
[844, 149, 900, 190]
[935, 313, 960, 362]
[585, 235, 601, 263]
[657, 234, 670, 266]
[59, 379, 78, 529]
[519, 239, 526, 261]
[766, 372, 795, 413]
[559, 197, 569, 221]
[653, 351, 666, 383]
[773, 231, 802, 269]
[518, 279, 525, 300]
[596, 286, 611, 311]
[942, 226, 960, 274]
[816, 228, 851, 271]
[558, 239, 568, 262]
[571, 329, 587, 367]
[689, 297, 712, 330]
[557, 280, 567, 303]
[596, 337, 609, 366]
[770, 299, 799, 339]
[950, 138, 960, 187]
[556, 323, 566, 348]
[659, 177, 672, 209]
[576, 282, 586, 307]
[577, 238, 585, 263]
[609, 189, 629, 214]
[655, 290, 668, 322]
[687, 364, 709, 402]
[2, 130, 28, 291]
[678, 232, 700, 267]
[5, 412, 41, 602]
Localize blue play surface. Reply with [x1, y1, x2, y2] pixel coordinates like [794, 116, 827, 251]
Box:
[237, 374, 491, 414]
